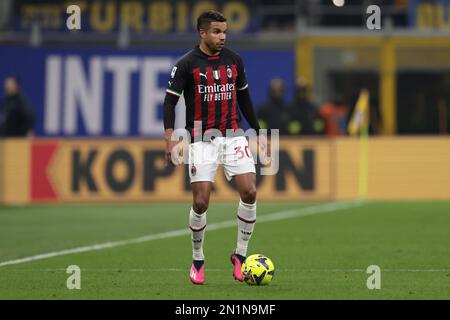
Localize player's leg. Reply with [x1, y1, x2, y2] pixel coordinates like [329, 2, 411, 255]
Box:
[189, 182, 214, 285]
[230, 172, 257, 281]
[188, 141, 219, 285]
[234, 172, 257, 255]
[190, 181, 212, 261]
[222, 136, 257, 281]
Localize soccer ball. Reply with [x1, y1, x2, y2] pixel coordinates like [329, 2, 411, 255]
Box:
[241, 254, 275, 285]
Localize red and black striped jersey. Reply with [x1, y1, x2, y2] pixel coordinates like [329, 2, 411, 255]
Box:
[165, 45, 249, 137]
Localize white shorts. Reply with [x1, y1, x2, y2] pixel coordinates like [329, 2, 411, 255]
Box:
[188, 136, 256, 183]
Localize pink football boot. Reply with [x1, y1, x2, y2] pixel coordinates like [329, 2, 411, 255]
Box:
[189, 261, 205, 285]
[230, 252, 246, 282]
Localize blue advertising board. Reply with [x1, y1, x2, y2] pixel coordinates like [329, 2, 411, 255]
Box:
[0, 46, 294, 137]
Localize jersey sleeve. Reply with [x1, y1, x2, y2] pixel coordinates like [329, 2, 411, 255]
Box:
[236, 55, 249, 91]
[165, 58, 189, 98]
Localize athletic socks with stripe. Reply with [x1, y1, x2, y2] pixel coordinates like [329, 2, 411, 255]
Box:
[236, 199, 256, 257]
[189, 207, 206, 261]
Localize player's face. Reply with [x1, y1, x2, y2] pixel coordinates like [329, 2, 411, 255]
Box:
[201, 21, 227, 53]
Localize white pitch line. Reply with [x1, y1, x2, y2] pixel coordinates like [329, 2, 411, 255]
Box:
[0, 200, 365, 268]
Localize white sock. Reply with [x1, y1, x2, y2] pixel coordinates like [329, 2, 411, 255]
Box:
[236, 199, 256, 257]
[189, 207, 206, 261]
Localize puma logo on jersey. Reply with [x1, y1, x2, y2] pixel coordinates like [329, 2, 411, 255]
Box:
[200, 72, 208, 79]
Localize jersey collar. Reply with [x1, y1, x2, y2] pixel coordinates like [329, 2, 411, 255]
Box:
[195, 45, 222, 60]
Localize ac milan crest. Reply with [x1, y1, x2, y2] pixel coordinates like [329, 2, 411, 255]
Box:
[227, 66, 232, 78]
[191, 165, 197, 176]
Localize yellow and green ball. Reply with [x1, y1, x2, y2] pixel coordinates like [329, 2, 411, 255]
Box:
[241, 254, 275, 286]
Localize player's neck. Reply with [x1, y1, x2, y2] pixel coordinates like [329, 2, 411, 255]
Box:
[199, 42, 220, 57]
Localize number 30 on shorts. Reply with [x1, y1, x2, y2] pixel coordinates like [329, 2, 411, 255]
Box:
[234, 146, 252, 160]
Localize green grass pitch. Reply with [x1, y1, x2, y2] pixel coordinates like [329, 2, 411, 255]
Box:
[0, 201, 449, 299]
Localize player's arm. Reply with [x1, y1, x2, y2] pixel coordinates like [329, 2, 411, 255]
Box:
[163, 62, 186, 166]
[235, 55, 260, 132]
[237, 88, 270, 158]
[237, 88, 260, 132]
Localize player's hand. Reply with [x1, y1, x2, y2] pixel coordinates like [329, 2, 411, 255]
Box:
[165, 129, 181, 167]
[166, 140, 186, 167]
[257, 134, 271, 165]
[165, 129, 186, 167]
[165, 139, 180, 167]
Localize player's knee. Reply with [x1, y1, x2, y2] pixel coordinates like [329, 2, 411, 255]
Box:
[240, 187, 256, 204]
[193, 199, 209, 214]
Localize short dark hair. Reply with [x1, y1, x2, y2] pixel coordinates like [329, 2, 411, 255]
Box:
[197, 10, 226, 32]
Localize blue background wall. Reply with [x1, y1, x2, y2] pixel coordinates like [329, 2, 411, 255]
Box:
[0, 46, 294, 137]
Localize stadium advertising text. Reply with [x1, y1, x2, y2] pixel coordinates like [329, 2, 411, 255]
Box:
[409, 0, 450, 30]
[16, 0, 251, 33]
[26, 139, 329, 202]
[45, 55, 173, 136]
[2, 138, 449, 205]
[0, 47, 295, 137]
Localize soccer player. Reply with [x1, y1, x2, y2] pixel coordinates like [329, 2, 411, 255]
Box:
[163, 10, 268, 285]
